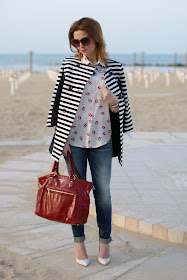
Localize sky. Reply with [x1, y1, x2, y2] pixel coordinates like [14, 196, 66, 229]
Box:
[0, 0, 186, 54]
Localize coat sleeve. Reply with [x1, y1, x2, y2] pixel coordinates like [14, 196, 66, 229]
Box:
[118, 64, 133, 133]
[46, 60, 65, 127]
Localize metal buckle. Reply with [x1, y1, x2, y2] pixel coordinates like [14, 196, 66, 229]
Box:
[69, 174, 77, 180]
[49, 171, 57, 176]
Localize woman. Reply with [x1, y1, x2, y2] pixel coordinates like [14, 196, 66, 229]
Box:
[47, 17, 133, 267]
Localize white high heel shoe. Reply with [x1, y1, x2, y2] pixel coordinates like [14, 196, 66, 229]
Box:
[98, 257, 110, 266]
[98, 243, 110, 265]
[74, 244, 89, 267]
[76, 258, 89, 267]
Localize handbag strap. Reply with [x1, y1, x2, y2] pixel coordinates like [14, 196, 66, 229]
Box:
[51, 160, 59, 174]
[51, 151, 82, 179]
[67, 151, 82, 179]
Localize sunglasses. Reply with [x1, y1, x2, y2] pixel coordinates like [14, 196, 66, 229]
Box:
[71, 37, 91, 48]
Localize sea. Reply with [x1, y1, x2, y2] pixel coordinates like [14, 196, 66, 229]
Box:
[0, 53, 186, 74]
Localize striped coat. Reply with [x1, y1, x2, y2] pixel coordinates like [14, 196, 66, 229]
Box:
[46, 56, 133, 165]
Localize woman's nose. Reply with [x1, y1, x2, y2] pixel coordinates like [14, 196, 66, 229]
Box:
[80, 42, 84, 48]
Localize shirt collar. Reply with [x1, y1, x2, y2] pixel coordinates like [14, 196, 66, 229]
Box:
[81, 55, 105, 68]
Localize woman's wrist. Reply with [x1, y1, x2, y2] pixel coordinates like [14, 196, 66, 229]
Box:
[110, 94, 118, 104]
[109, 103, 119, 113]
[110, 103, 119, 107]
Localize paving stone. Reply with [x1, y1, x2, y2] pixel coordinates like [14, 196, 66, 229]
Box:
[117, 247, 187, 280]
[168, 228, 184, 244]
[0, 160, 52, 172]
[112, 213, 126, 228]
[0, 140, 44, 146]
[0, 170, 39, 181]
[152, 225, 168, 241]
[22, 151, 52, 161]
[125, 217, 139, 233]
[139, 221, 153, 236]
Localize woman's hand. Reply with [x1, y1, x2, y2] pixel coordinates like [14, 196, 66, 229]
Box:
[102, 85, 119, 105]
[61, 140, 71, 156]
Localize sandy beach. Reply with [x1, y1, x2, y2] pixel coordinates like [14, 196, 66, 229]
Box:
[0, 71, 186, 161]
[0, 71, 187, 278]
[0, 71, 186, 162]
[128, 72, 187, 132]
[0, 244, 70, 280]
[0, 72, 186, 144]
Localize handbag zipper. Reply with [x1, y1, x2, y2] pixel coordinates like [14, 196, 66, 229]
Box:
[47, 188, 74, 196]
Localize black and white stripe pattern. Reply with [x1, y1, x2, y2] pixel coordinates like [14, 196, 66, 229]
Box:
[46, 56, 133, 165]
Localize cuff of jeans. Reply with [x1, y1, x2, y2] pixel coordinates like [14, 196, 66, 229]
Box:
[99, 237, 112, 244]
[74, 235, 85, 243]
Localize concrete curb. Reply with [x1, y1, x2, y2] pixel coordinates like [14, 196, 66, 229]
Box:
[0, 140, 45, 146]
[89, 204, 187, 245]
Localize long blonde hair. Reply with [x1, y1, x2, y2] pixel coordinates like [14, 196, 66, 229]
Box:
[68, 17, 109, 67]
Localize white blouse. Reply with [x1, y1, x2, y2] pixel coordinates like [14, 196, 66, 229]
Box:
[68, 55, 111, 148]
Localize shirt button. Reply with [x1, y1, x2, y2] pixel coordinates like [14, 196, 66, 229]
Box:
[69, 86, 73, 90]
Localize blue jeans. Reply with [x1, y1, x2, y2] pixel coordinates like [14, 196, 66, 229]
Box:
[64, 138, 112, 244]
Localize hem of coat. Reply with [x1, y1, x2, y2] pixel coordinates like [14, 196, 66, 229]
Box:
[51, 154, 60, 162]
[124, 129, 134, 134]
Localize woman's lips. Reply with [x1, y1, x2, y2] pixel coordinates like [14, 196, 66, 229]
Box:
[81, 49, 86, 52]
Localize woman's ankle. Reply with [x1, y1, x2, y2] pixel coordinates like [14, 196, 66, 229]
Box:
[99, 243, 110, 259]
[74, 242, 88, 260]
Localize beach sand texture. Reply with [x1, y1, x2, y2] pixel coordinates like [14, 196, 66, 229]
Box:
[0, 71, 187, 279]
[0, 72, 186, 144]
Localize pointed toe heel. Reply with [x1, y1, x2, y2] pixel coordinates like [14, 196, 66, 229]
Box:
[98, 257, 110, 266]
[76, 258, 89, 267]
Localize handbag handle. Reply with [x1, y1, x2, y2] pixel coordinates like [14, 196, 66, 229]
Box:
[67, 151, 82, 179]
[51, 151, 82, 179]
[51, 160, 59, 174]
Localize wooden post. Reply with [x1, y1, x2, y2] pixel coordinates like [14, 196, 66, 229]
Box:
[185, 53, 187, 68]
[141, 52, 144, 70]
[174, 52, 177, 68]
[133, 53, 136, 69]
[29, 51, 33, 73]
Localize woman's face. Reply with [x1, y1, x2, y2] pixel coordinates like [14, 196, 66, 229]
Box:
[73, 30, 97, 60]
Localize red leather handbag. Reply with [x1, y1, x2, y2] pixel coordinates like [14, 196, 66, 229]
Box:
[35, 152, 93, 225]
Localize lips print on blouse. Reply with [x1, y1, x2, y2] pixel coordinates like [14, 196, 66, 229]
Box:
[68, 63, 111, 149]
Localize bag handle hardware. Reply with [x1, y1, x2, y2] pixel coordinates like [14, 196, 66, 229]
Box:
[50, 151, 82, 179]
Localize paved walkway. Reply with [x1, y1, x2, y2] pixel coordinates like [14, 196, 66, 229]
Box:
[109, 132, 187, 244]
[0, 132, 187, 279]
[0, 132, 187, 245]
[45, 131, 187, 244]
